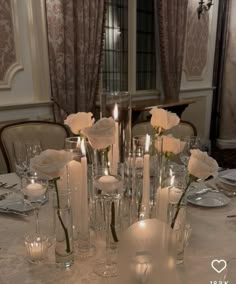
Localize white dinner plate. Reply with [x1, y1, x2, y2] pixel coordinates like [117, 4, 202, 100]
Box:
[217, 169, 236, 187]
[187, 191, 230, 208]
[0, 193, 33, 214]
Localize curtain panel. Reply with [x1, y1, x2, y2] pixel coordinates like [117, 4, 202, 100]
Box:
[154, 0, 188, 100]
[46, 0, 105, 121]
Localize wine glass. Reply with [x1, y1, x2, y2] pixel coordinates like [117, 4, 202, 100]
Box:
[179, 136, 201, 167]
[22, 174, 48, 234]
[93, 174, 124, 277]
[25, 140, 42, 169]
[13, 141, 28, 177]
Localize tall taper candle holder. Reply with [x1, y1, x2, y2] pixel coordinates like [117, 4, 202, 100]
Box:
[65, 137, 95, 257]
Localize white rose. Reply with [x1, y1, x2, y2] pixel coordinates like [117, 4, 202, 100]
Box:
[188, 149, 219, 180]
[150, 107, 180, 131]
[161, 135, 186, 155]
[30, 149, 72, 179]
[81, 117, 115, 150]
[64, 112, 94, 134]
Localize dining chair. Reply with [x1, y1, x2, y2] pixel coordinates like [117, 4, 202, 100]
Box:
[132, 120, 197, 139]
[0, 120, 71, 173]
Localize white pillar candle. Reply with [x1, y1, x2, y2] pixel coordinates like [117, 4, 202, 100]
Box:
[78, 139, 89, 236]
[141, 134, 150, 219]
[111, 103, 120, 175]
[67, 160, 81, 234]
[157, 186, 169, 223]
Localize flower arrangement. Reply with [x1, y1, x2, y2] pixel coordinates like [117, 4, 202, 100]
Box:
[150, 107, 180, 135]
[64, 112, 95, 135]
[170, 149, 219, 229]
[82, 117, 115, 150]
[30, 149, 73, 253]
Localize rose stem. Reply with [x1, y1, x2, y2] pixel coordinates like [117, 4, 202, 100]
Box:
[110, 201, 119, 242]
[54, 179, 71, 253]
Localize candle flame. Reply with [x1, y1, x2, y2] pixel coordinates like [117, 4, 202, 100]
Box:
[139, 220, 146, 228]
[76, 137, 81, 148]
[81, 139, 86, 156]
[145, 134, 150, 153]
[113, 103, 118, 121]
[170, 168, 175, 186]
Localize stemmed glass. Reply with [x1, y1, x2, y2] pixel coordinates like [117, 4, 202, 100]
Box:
[179, 136, 201, 167]
[22, 174, 48, 234]
[13, 141, 28, 177]
[93, 174, 124, 277]
[25, 140, 42, 169]
[13, 140, 42, 177]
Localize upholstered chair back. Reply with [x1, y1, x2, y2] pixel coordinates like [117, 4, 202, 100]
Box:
[0, 121, 70, 173]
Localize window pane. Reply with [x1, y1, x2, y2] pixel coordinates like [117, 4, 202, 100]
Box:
[102, 0, 128, 92]
[136, 0, 156, 90]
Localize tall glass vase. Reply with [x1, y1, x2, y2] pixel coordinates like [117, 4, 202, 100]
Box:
[53, 189, 74, 268]
[65, 137, 95, 257]
[131, 135, 163, 223]
[91, 148, 124, 234]
[100, 91, 131, 166]
[93, 174, 124, 277]
[166, 164, 191, 264]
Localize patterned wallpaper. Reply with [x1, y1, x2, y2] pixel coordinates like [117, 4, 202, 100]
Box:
[183, 0, 209, 80]
[0, 0, 18, 87]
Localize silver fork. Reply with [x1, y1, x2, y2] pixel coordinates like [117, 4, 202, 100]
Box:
[3, 183, 18, 189]
[0, 183, 18, 189]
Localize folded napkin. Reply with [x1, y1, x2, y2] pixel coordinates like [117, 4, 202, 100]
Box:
[205, 178, 236, 192]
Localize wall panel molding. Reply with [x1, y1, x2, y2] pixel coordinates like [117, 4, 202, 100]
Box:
[183, 0, 210, 81]
[0, 0, 23, 89]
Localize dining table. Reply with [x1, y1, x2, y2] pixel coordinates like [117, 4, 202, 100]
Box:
[0, 173, 236, 284]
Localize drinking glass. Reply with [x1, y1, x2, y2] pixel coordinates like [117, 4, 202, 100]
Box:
[93, 174, 124, 277]
[179, 136, 201, 166]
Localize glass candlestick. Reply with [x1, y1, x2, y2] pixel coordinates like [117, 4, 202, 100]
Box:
[93, 174, 124, 277]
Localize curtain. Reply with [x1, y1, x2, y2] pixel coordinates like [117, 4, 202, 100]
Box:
[154, 0, 188, 100]
[46, 0, 105, 122]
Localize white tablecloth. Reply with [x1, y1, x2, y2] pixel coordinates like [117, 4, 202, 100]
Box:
[0, 173, 236, 284]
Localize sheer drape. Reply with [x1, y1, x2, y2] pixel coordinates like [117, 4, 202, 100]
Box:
[46, 0, 105, 121]
[154, 0, 188, 100]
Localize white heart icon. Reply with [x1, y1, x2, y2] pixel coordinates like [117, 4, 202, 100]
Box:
[211, 259, 227, 273]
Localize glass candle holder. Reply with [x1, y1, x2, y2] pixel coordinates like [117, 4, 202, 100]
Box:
[93, 174, 124, 277]
[25, 234, 49, 263]
[100, 92, 131, 167]
[131, 135, 163, 222]
[65, 137, 95, 257]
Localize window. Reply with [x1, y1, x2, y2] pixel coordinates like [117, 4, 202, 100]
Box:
[102, 0, 157, 93]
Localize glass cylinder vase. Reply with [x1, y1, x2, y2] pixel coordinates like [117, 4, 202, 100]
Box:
[65, 137, 95, 256]
[100, 91, 131, 167]
[53, 189, 74, 268]
[131, 135, 163, 222]
[90, 148, 124, 233]
[166, 164, 191, 264]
